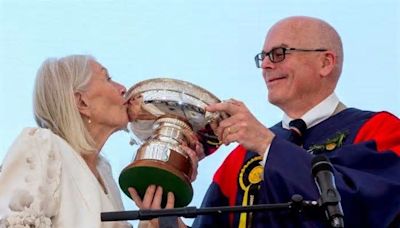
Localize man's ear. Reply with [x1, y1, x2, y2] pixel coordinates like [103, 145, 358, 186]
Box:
[320, 51, 336, 77]
[74, 92, 91, 117]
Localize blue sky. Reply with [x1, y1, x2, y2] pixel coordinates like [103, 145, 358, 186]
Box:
[0, 0, 399, 226]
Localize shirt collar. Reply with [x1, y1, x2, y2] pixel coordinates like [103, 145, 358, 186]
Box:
[282, 93, 339, 129]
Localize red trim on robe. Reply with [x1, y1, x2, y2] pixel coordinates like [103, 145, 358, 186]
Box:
[213, 145, 246, 225]
[354, 112, 400, 156]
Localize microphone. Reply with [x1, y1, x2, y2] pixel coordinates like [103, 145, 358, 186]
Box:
[311, 155, 344, 228]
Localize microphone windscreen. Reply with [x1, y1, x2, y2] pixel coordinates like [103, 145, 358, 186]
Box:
[311, 155, 333, 176]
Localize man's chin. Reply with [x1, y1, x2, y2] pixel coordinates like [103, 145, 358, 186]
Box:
[268, 93, 280, 105]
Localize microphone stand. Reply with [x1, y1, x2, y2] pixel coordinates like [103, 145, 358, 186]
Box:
[101, 194, 318, 221]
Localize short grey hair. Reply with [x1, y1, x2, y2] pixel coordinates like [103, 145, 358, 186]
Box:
[33, 55, 96, 154]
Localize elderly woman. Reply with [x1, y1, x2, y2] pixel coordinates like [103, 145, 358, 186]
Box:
[0, 55, 197, 227]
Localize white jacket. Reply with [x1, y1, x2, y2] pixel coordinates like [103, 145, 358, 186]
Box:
[0, 128, 132, 228]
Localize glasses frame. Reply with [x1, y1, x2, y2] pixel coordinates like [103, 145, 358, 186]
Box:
[255, 47, 328, 68]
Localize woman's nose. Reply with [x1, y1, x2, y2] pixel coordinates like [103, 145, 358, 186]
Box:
[117, 83, 127, 96]
[121, 86, 127, 96]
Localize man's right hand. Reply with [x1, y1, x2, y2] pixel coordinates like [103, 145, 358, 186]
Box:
[206, 99, 275, 156]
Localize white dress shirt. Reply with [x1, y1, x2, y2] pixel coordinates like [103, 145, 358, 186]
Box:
[261, 93, 340, 166]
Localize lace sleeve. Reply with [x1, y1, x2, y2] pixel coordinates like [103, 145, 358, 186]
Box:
[0, 128, 62, 228]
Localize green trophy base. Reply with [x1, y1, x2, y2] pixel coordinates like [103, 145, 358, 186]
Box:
[119, 160, 193, 208]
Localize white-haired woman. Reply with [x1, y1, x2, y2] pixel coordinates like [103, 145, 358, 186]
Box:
[0, 55, 196, 227]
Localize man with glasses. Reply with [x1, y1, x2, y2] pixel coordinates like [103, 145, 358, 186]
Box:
[193, 16, 400, 227]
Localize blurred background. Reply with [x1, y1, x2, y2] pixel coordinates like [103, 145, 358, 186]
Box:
[1, 0, 399, 226]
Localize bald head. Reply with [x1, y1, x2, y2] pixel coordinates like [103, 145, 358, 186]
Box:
[262, 16, 345, 116]
[267, 16, 343, 79]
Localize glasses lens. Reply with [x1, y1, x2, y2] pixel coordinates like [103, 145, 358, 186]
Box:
[255, 53, 263, 68]
[271, 48, 285, 63]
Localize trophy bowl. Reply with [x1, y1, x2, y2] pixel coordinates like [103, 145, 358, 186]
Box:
[119, 78, 223, 207]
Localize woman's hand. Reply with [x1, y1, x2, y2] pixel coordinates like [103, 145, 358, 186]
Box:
[129, 185, 174, 209]
[129, 185, 175, 227]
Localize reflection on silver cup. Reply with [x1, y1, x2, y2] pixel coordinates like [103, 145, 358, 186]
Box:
[119, 78, 223, 207]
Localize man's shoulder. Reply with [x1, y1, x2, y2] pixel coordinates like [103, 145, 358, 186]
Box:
[336, 107, 375, 117]
[332, 108, 400, 125]
[323, 108, 376, 126]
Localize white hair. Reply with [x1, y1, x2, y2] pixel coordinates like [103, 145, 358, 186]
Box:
[33, 55, 96, 154]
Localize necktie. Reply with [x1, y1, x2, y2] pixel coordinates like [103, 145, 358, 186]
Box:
[289, 119, 307, 146]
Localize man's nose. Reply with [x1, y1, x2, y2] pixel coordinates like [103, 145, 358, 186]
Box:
[261, 56, 274, 69]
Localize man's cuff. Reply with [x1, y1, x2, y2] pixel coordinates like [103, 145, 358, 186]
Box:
[260, 142, 271, 167]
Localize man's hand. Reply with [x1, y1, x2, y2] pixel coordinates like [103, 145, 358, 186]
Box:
[206, 99, 275, 156]
[180, 141, 204, 182]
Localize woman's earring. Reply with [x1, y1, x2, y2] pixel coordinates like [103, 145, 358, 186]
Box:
[88, 119, 92, 124]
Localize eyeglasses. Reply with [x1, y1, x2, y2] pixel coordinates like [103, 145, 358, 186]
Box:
[254, 47, 327, 68]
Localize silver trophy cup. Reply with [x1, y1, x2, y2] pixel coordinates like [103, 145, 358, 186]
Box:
[119, 78, 223, 207]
